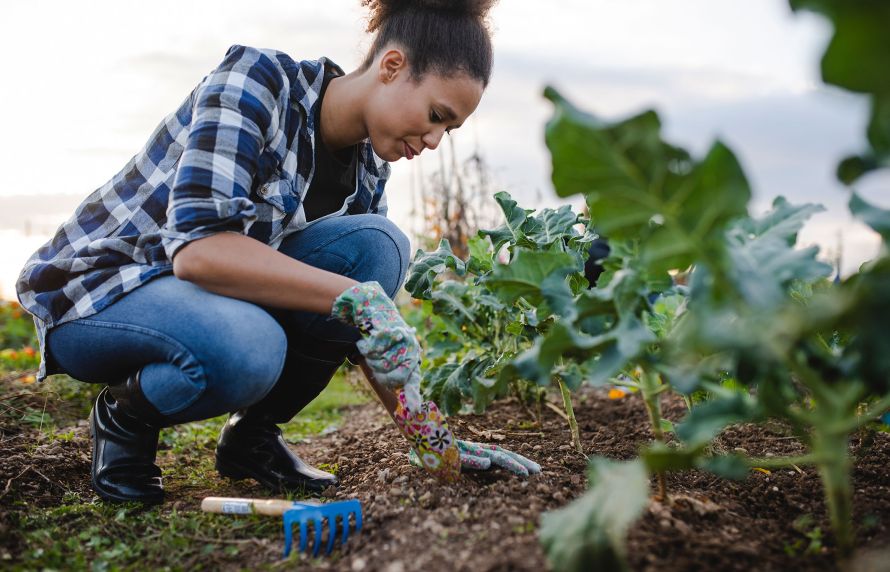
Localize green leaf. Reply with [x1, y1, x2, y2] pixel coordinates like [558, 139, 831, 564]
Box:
[479, 191, 534, 252]
[485, 250, 578, 307]
[675, 393, 760, 448]
[789, 0, 890, 96]
[849, 192, 890, 244]
[543, 86, 751, 275]
[736, 196, 825, 246]
[525, 205, 583, 248]
[518, 315, 655, 386]
[641, 443, 749, 480]
[405, 239, 467, 299]
[422, 362, 463, 415]
[724, 197, 832, 308]
[428, 281, 481, 338]
[699, 455, 750, 480]
[789, 1, 890, 181]
[540, 458, 649, 572]
[467, 235, 494, 275]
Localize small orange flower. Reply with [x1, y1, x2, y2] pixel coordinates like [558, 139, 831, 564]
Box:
[20, 375, 36, 384]
[23, 346, 36, 357]
[7, 351, 19, 360]
[608, 388, 627, 400]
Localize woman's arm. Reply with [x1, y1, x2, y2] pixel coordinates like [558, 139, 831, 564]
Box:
[173, 231, 355, 314]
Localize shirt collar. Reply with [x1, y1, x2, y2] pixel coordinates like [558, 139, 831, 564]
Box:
[286, 56, 390, 184]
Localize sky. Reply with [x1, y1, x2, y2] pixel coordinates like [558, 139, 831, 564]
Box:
[0, 0, 885, 300]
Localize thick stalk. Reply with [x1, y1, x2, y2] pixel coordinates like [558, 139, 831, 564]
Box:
[556, 377, 583, 454]
[640, 370, 668, 500]
[812, 428, 854, 560]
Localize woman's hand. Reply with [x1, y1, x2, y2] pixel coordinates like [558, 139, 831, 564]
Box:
[393, 390, 462, 483]
[332, 281, 422, 410]
[409, 440, 542, 477]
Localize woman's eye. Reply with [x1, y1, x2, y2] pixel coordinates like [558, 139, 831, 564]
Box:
[430, 110, 442, 123]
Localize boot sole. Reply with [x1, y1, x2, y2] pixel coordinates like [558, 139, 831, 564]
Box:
[215, 456, 334, 494]
[88, 403, 164, 505]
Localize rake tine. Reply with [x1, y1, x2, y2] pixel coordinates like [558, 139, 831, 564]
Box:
[312, 513, 324, 558]
[353, 501, 363, 533]
[326, 514, 339, 555]
[283, 516, 294, 558]
[299, 513, 309, 554]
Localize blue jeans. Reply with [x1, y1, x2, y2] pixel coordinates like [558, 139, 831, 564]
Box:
[45, 214, 410, 424]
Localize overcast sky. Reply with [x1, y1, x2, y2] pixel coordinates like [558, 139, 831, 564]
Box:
[0, 0, 884, 300]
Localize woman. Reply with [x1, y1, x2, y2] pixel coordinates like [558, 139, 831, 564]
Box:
[16, 0, 539, 505]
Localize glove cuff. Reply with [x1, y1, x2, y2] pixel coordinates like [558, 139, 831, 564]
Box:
[332, 281, 387, 331]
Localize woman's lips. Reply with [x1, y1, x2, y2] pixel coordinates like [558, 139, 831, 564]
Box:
[404, 141, 417, 160]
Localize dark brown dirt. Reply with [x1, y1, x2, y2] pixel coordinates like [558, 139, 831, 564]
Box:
[1, 387, 889, 571]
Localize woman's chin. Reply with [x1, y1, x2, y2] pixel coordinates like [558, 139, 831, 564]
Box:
[368, 139, 403, 162]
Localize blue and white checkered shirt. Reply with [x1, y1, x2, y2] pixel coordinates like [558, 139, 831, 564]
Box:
[16, 45, 391, 381]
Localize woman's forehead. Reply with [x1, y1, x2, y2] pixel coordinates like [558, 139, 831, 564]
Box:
[417, 72, 484, 119]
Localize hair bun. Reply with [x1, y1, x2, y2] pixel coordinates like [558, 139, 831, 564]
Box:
[363, 0, 497, 32]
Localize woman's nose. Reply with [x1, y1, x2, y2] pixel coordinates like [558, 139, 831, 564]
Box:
[422, 127, 446, 151]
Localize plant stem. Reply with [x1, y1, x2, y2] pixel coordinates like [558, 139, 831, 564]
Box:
[556, 377, 583, 454]
[812, 428, 854, 560]
[511, 381, 538, 426]
[745, 454, 822, 469]
[640, 370, 668, 500]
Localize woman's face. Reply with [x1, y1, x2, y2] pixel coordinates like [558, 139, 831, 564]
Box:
[365, 51, 484, 162]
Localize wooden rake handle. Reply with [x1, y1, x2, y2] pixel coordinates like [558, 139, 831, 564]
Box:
[201, 496, 305, 516]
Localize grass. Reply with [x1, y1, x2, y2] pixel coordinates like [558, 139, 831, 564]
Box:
[3, 366, 372, 570]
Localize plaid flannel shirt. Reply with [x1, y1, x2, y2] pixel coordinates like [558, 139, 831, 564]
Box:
[16, 45, 391, 381]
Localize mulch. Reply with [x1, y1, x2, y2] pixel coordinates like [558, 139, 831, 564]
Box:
[1, 386, 888, 571]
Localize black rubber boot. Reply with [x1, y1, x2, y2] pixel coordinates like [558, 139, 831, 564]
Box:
[89, 372, 168, 504]
[215, 411, 339, 493]
[215, 349, 342, 493]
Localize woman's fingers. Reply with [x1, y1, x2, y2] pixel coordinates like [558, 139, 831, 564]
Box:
[487, 449, 531, 476]
[500, 448, 542, 474]
[459, 453, 492, 470]
[456, 440, 541, 476]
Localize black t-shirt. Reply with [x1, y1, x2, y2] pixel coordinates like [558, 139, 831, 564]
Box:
[302, 66, 358, 222]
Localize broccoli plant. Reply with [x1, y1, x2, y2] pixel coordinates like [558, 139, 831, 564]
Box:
[405, 191, 596, 451]
[538, 0, 890, 564]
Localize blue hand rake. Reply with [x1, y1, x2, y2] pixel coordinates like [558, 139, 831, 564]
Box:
[201, 496, 363, 558]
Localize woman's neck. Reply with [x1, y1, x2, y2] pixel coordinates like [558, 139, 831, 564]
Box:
[319, 71, 370, 152]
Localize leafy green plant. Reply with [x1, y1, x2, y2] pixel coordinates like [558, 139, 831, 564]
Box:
[535, 0, 890, 565]
[405, 191, 596, 451]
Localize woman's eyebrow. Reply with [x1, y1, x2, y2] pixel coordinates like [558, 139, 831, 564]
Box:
[439, 104, 458, 121]
[438, 103, 463, 128]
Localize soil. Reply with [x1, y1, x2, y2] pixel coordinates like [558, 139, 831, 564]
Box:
[1, 387, 889, 571]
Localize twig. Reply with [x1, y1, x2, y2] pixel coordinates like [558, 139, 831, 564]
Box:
[0, 369, 39, 384]
[0, 464, 33, 500]
[544, 401, 569, 421]
[178, 534, 268, 547]
[22, 465, 67, 493]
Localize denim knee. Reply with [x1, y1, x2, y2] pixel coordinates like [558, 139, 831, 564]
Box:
[345, 215, 411, 298]
[208, 313, 288, 409]
[161, 308, 288, 421]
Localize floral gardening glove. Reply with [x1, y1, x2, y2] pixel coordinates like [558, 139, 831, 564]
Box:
[409, 439, 542, 477]
[394, 390, 461, 483]
[333, 282, 422, 411]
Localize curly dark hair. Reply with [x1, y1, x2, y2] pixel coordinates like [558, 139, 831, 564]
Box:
[360, 0, 498, 86]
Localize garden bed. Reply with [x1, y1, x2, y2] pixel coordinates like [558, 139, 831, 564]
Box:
[2, 383, 887, 570]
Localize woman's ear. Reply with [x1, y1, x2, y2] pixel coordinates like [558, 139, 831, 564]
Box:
[378, 48, 407, 84]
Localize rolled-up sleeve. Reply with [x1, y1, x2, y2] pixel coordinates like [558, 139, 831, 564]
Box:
[161, 45, 287, 260]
